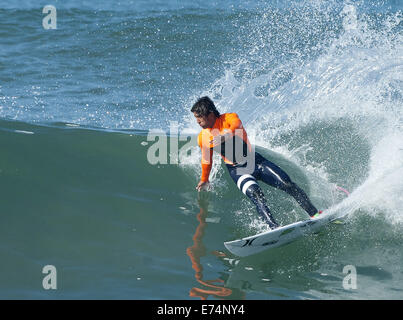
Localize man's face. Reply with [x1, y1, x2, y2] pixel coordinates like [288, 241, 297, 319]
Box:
[193, 112, 215, 129]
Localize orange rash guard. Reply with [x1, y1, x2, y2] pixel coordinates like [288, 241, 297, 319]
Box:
[197, 113, 252, 182]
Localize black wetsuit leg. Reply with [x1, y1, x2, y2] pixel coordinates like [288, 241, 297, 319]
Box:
[226, 162, 279, 229]
[254, 153, 318, 217]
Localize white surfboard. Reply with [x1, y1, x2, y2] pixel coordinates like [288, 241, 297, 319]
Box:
[224, 211, 343, 257]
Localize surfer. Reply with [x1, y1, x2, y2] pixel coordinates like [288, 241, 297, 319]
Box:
[192, 96, 322, 229]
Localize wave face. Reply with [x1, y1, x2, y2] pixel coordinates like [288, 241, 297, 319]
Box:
[0, 0, 402, 299]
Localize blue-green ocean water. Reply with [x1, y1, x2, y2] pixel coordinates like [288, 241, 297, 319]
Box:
[0, 0, 402, 299]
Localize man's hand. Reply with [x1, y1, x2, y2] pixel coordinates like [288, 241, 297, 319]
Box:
[196, 180, 210, 192]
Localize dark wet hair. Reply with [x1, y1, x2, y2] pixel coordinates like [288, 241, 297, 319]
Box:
[191, 96, 220, 118]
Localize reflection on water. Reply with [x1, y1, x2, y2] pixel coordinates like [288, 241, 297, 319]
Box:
[186, 192, 245, 300]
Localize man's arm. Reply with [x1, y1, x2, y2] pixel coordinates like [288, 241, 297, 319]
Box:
[197, 132, 213, 191]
